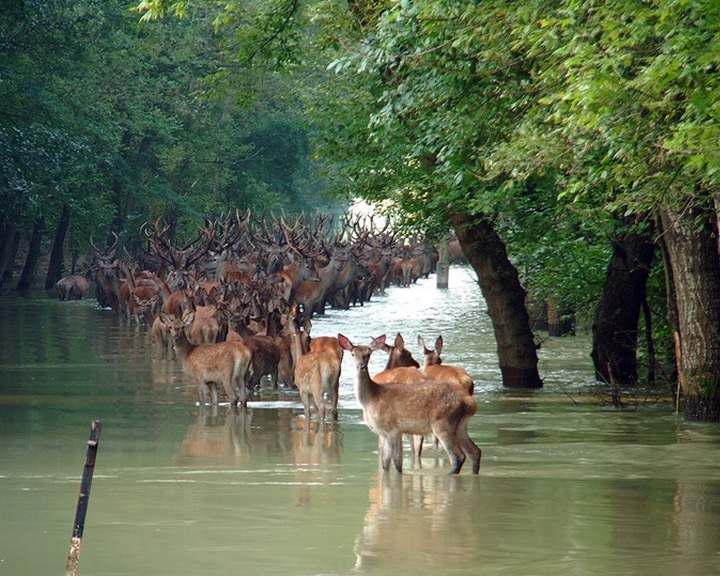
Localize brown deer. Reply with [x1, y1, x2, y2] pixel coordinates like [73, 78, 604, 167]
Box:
[304, 317, 344, 393]
[56, 274, 90, 300]
[418, 335, 475, 395]
[183, 293, 221, 344]
[372, 333, 428, 462]
[287, 306, 342, 421]
[161, 312, 253, 407]
[338, 333, 481, 474]
[380, 333, 419, 370]
[294, 248, 349, 320]
[240, 334, 281, 392]
[130, 288, 161, 327]
[371, 365, 428, 462]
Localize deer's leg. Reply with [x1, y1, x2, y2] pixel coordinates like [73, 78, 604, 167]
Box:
[433, 423, 466, 474]
[410, 434, 424, 461]
[457, 424, 481, 474]
[300, 389, 312, 420]
[310, 380, 324, 420]
[210, 382, 220, 406]
[379, 436, 392, 471]
[327, 383, 339, 421]
[388, 433, 404, 473]
[237, 363, 248, 407]
[197, 381, 207, 407]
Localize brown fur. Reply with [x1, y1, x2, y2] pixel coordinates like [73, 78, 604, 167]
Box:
[56, 275, 90, 300]
[418, 335, 474, 395]
[339, 333, 481, 474]
[242, 335, 281, 390]
[287, 309, 342, 420]
[162, 312, 252, 407]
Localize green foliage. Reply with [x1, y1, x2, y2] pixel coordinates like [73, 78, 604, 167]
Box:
[308, 0, 720, 332]
[5, 0, 719, 335]
[1, 0, 338, 261]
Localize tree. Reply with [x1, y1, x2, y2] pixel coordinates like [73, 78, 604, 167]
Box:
[450, 212, 543, 387]
[313, 0, 720, 410]
[590, 217, 656, 387]
[500, 1, 720, 418]
[306, 0, 554, 387]
[660, 199, 720, 420]
[45, 204, 71, 289]
[1, 0, 335, 289]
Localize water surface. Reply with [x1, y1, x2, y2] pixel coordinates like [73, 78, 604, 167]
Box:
[1, 267, 720, 575]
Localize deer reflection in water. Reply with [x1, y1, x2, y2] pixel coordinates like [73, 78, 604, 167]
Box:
[354, 472, 481, 572]
[175, 407, 254, 466]
[291, 416, 343, 507]
[173, 408, 339, 474]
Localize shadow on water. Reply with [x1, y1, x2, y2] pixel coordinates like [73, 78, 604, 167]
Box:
[2, 267, 720, 575]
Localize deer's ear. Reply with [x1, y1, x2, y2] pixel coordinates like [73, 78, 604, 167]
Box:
[337, 334, 352, 351]
[370, 334, 387, 352]
[435, 335, 444, 355]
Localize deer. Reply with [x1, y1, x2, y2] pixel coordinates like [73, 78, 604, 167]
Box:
[418, 335, 475, 395]
[161, 312, 253, 408]
[286, 305, 342, 421]
[56, 274, 90, 300]
[372, 332, 427, 462]
[337, 333, 481, 474]
[117, 262, 162, 325]
[294, 247, 349, 321]
[379, 333, 419, 371]
[238, 334, 281, 392]
[89, 232, 121, 312]
[301, 315, 344, 391]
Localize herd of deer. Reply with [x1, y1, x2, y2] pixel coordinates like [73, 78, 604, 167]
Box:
[64, 211, 481, 474]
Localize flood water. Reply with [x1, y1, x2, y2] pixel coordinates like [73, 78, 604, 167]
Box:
[2, 266, 720, 575]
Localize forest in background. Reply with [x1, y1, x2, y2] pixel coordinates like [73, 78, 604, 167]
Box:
[3, 1, 720, 420]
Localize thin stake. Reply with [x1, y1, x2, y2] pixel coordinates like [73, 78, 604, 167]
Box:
[65, 420, 102, 576]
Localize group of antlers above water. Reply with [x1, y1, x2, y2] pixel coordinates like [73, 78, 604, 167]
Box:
[83, 211, 480, 473]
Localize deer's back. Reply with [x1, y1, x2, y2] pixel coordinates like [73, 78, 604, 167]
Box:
[422, 365, 474, 395]
[373, 367, 427, 384]
[185, 341, 250, 376]
[309, 336, 343, 363]
[295, 350, 340, 391]
[364, 379, 477, 434]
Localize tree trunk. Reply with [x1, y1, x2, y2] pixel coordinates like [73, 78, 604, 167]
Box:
[45, 204, 71, 289]
[17, 217, 45, 291]
[449, 212, 543, 388]
[659, 202, 720, 421]
[546, 298, 574, 336]
[591, 220, 655, 386]
[0, 219, 18, 288]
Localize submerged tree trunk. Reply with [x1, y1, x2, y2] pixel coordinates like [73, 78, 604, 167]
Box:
[45, 204, 71, 289]
[546, 298, 574, 336]
[449, 212, 543, 388]
[0, 219, 18, 287]
[660, 201, 720, 421]
[17, 216, 45, 291]
[591, 219, 655, 386]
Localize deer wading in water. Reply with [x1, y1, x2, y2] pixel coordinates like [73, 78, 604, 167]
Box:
[338, 333, 481, 474]
[162, 312, 252, 407]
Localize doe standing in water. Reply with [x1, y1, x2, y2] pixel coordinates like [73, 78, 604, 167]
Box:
[338, 333, 481, 474]
[287, 306, 342, 421]
[161, 312, 252, 407]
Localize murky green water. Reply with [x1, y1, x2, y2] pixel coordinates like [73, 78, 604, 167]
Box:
[2, 267, 720, 575]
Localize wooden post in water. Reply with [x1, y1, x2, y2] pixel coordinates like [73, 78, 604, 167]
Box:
[436, 235, 450, 288]
[65, 420, 102, 576]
